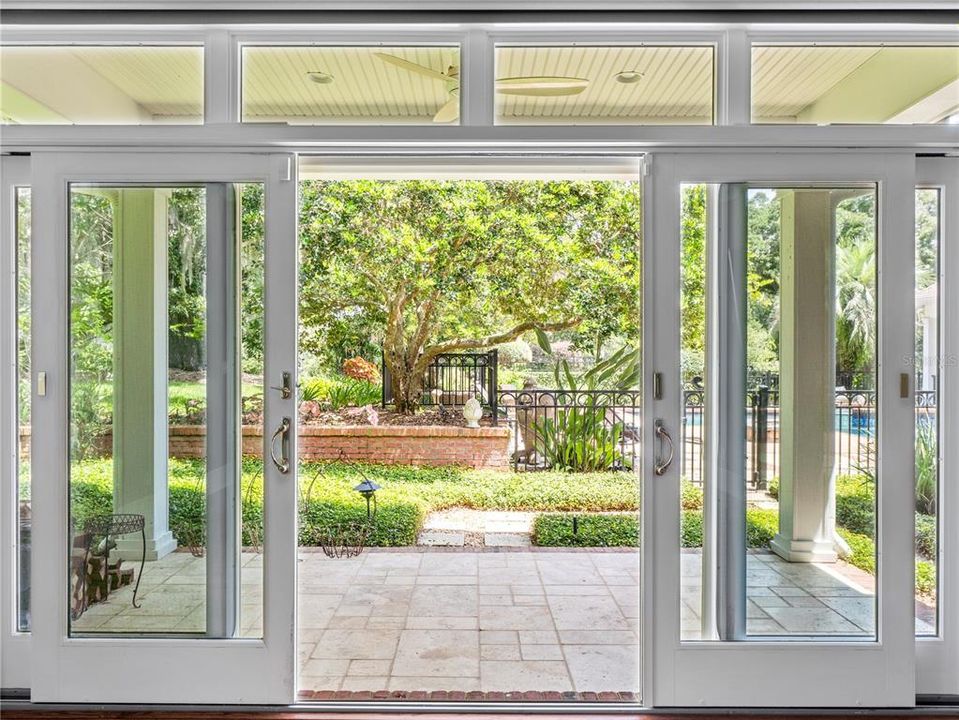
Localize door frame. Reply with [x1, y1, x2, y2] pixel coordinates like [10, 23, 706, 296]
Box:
[645, 151, 918, 707]
[915, 155, 959, 698]
[27, 151, 298, 704]
[1, 155, 32, 692]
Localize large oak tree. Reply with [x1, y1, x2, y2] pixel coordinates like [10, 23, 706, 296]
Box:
[299, 179, 642, 413]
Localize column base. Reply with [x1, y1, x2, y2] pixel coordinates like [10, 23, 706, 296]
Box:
[115, 530, 177, 562]
[770, 533, 838, 563]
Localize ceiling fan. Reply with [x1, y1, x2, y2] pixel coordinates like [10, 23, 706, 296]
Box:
[374, 52, 589, 123]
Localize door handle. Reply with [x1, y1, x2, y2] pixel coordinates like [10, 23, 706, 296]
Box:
[654, 419, 674, 476]
[270, 417, 291, 474]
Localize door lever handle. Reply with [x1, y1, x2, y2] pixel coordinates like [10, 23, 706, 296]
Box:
[270, 417, 291, 474]
[654, 419, 674, 476]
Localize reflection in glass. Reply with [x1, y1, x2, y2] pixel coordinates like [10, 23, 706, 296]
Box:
[915, 188, 940, 636]
[67, 184, 264, 637]
[680, 185, 879, 641]
[16, 188, 31, 632]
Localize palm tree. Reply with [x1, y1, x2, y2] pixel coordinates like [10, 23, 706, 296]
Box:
[835, 241, 876, 377]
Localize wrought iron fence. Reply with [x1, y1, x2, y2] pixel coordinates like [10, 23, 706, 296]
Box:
[497, 388, 642, 472]
[682, 386, 938, 489]
[382, 349, 498, 418]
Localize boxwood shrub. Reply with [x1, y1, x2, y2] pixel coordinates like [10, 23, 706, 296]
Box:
[68, 458, 641, 548]
[534, 507, 778, 550]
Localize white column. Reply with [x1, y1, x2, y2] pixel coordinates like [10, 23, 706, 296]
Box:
[770, 190, 839, 563]
[112, 188, 176, 561]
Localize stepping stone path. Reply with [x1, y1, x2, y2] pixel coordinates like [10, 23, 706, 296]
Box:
[417, 509, 536, 547]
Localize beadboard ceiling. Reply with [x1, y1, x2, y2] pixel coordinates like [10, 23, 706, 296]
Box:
[751, 45, 883, 122]
[241, 44, 715, 124]
[0, 45, 203, 123]
[495, 45, 715, 124]
[2, 42, 954, 125]
[242, 46, 460, 123]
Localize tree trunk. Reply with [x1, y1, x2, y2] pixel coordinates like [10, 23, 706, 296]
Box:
[383, 331, 427, 415]
[390, 362, 424, 415]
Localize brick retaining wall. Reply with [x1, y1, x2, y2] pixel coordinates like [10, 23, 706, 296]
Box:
[20, 424, 511, 470]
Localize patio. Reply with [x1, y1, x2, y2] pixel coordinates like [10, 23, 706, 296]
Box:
[69, 542, 925, 699]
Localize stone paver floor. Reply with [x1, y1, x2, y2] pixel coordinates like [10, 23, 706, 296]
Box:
[417, 509, 536, 547]
[71, 545, 932, 695]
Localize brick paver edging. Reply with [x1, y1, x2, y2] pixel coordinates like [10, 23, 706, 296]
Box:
[297, 690, 638, 702]
[293, 545, 640, 553]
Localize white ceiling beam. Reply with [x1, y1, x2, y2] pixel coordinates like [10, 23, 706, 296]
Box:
[0, 49, 151, 124]
[1, 121, 956, 152]
[888, 78, 959, 124]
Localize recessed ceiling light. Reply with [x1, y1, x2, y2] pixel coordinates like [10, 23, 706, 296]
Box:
[307, 71, 335, 85]
[614, 71, 643, 84]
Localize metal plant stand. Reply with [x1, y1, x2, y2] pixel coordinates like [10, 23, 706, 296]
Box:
[83, 513, 147, 609]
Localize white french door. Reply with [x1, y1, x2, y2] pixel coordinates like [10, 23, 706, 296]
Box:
[645, 152, 918, 706]
[28, 152, 298, 703]
[916, 156, 959, 697]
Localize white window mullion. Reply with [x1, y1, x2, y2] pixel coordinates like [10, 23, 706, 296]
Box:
[460, 27, 494, 127]
[205, 28, 238, 124]
[718, 27, 750, 126]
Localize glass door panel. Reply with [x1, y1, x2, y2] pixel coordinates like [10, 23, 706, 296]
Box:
[648, 153, 916, 707]
[28, 153, 296, 703]
[65, 183, 265, 638]
[915, 156, 959, 696]
[1, 155, 32, 690]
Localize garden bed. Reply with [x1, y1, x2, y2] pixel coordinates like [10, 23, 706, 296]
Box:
[66, 459, 934, 598]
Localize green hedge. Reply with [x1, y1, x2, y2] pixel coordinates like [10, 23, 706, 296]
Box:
[534, 507, 778, 549]
[915, 513, 937, 560]
[69, 458, 640, 548]
[69, 459, 937, 597]
[533, 513, 639, 547]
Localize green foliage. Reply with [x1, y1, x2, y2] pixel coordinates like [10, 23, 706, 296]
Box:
[240, 184, 266, 374]
[329, 379, 381, 409]
[836, 241, 877, 375]
[533, 513, 639, 547]
[495, 340, 533, 367]
[766, 476, 780, 499]
[915, 420, 938, 515]
[298, 179, 641, 410]
[745, 508, 779, 547]
[536, 409, 625, 472]
[301, 376, 381, 409]
[681, 480, 704, 511]
[837, 528, 876, 575]
[915, 513, 937, 561]
[680, 511, 703, 548]
[834, 475, 876, 537]
[916, 560, 937, 597]
[681, 186, 707, 373]
[300, 377, 334, 402]
[70, 459, 640, 549]
[16, 189, 31, 425]
[533, 344, 640, 472]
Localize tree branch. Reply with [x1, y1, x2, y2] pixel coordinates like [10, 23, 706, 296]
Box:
[423, 317, 581, 359]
